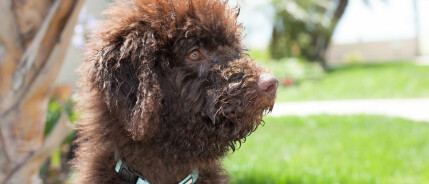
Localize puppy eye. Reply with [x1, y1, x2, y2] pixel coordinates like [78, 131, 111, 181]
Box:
[188, 50, 202, 61]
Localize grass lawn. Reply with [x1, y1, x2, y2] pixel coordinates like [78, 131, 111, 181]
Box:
[223, 115, 429, 184]
[270, 62, 429, 102]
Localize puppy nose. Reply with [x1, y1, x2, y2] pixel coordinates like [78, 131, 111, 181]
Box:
[257, 73, 279, 93]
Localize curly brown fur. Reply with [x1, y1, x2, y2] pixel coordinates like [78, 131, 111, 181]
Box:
[71, 0, 277, 183]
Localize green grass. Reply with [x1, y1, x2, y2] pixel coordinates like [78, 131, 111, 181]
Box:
[223, 115, 429, 184]
[274, 62, 429, 102]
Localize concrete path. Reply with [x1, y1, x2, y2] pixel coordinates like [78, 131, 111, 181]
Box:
[270, 98, 429, 122]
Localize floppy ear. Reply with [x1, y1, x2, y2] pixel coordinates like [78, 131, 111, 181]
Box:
[93, 27, 162, 141]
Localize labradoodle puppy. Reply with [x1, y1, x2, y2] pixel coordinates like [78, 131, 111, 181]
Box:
[71, 0, 278, 183]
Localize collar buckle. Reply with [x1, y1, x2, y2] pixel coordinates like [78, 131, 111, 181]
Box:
[114, 159, 198, 184]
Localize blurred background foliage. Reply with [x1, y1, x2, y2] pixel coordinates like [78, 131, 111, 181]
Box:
[270, 0, 348, 66]
[41, 87, 77, 184]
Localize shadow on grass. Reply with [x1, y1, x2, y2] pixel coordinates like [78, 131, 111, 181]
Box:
[228, 171, 326, 184]
[230, 177, 278, 184]
[230, 175, 288, 184]
[230, 175, 342, 184]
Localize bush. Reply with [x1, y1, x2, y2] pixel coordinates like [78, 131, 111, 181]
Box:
[260, 57, 325, 86]
[41, 96, 77, 184]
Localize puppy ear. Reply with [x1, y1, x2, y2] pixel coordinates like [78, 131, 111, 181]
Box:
[93, 28, 162, 141]
[130, 52, 163, 141]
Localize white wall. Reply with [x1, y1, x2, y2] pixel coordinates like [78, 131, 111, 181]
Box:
[332, 0, 417, 44]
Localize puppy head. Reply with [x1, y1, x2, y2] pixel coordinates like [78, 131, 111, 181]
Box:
[86, 0, 278, 148]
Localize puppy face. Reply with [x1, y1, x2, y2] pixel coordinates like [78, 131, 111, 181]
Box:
[86, 0, 277, 153]
[168, 43, 277, 150]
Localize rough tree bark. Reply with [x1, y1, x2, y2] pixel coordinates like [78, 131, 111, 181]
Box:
[0, 0, 84, 183]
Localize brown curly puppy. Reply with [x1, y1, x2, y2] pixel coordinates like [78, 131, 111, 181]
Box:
[71, 0, 278, 183]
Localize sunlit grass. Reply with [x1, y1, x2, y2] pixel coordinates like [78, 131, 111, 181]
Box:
[274, 62, 429, 102]
[223, 115, 429, 184]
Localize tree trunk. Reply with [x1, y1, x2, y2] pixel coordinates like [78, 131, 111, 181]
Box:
[309, 0, 348, 67]
[0, 0, 84, 183]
